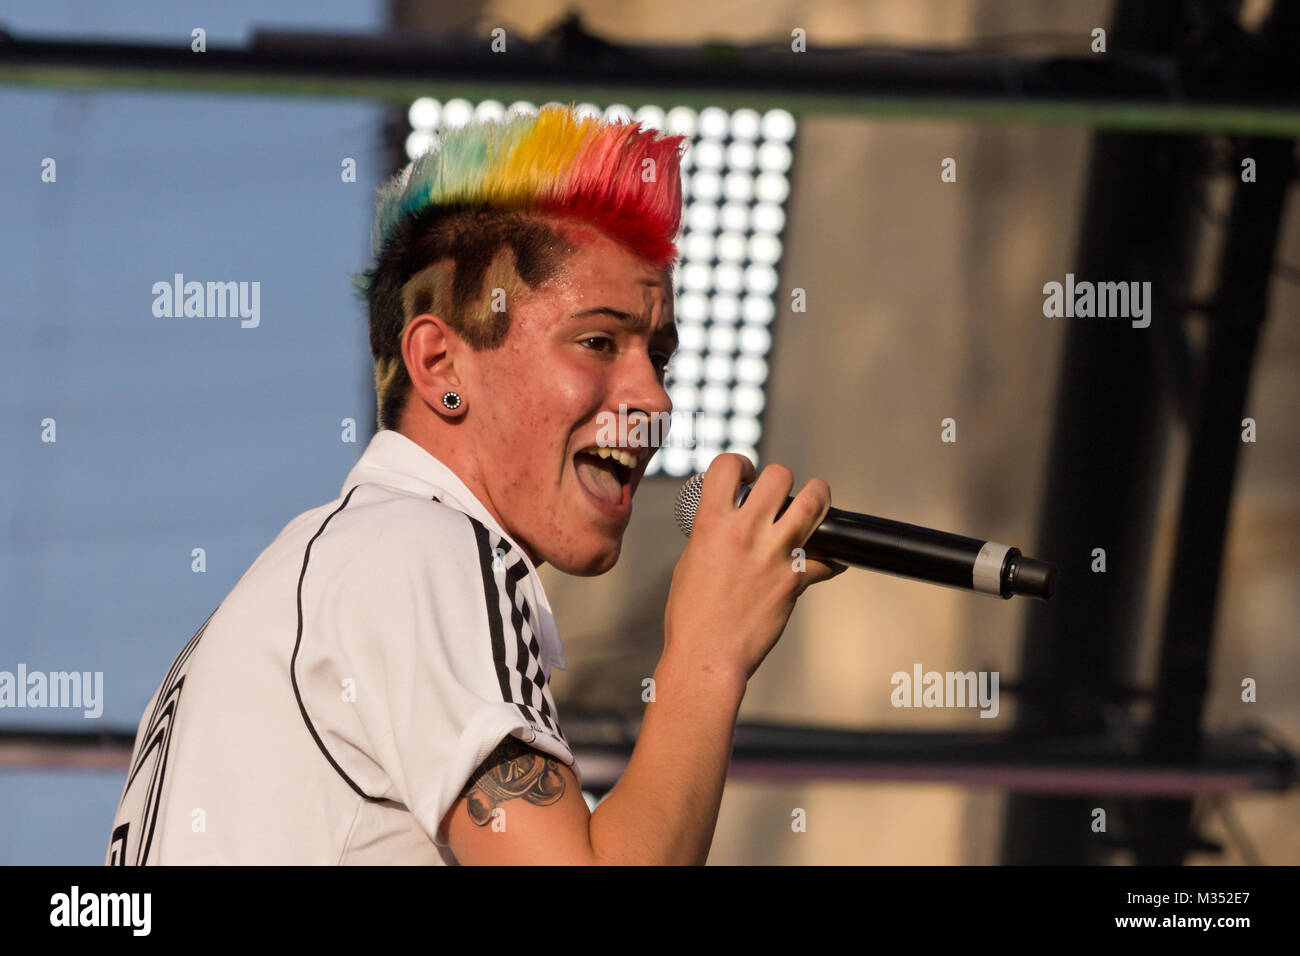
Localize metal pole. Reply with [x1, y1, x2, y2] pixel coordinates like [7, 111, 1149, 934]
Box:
[1000, 0, 1211, 865]
[1134, 4, 1299, 863]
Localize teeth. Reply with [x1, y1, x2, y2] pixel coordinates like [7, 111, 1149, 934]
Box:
[580, 446, 638, 470]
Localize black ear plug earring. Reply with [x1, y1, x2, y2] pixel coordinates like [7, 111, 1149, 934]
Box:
[441, 391, 462, 410]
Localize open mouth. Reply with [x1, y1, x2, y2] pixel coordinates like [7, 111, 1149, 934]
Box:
[573, 446, 635, 511]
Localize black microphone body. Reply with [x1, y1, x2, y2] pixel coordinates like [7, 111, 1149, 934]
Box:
[675, 476, 1057, 600]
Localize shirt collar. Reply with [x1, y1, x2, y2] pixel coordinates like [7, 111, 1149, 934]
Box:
[340, 429, 566, 671]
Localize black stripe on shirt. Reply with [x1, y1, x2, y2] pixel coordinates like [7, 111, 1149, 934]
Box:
[500, 561, 561, 738]
[469, 518, 565, 745]
[471, 521, 529, 727]
[143, 605, 216, 741]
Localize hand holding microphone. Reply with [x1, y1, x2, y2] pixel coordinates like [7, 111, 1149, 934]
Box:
[674, 466, 1057, 601]
[662, 454, 846, 684]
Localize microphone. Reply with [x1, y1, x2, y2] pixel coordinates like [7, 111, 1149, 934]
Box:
[673, 474, 1057, 601]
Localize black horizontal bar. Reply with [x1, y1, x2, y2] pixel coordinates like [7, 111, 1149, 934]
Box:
[0, 27, 1298, 133]
[4, 719, 1291, 797]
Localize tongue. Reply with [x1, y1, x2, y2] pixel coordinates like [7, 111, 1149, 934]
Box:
[575, 453, 623, 505]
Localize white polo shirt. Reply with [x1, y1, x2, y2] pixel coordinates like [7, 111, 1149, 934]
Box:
[106, 430, 575, 865]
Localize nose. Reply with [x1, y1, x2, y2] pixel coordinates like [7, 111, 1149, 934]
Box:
[615, 350, 673, 448]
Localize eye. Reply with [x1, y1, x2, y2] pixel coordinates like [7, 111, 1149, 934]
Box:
[652, 352, 673, 376]
[580, 335, 614, 353]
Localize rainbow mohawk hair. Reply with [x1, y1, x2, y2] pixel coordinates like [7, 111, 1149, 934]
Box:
[371, 104, 687, 269]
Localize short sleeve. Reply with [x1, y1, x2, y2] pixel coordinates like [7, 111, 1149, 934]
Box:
[293, 493, 574, 846]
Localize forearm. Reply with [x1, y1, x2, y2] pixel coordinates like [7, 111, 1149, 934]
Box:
[586, 647, 746, 865]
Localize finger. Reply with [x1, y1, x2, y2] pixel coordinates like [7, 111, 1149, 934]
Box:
[775, 477, 833, 547]
[742, 463, 795, 523]
[799, 558, 848, 590]
[696, 453, 757, 518]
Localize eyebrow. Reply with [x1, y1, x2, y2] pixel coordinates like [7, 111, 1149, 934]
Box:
[570, 306, 679, 353]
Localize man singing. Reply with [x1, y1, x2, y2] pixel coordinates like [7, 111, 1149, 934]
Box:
[107, 104, 841, 865]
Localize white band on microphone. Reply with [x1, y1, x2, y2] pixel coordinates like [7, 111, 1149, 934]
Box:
[972, 541, 1012, 596]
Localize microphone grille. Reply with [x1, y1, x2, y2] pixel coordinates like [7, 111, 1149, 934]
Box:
[673, 473, 706, 537]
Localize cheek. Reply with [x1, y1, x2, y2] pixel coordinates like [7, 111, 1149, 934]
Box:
[512, 342, 605, 417]
[479, 347, 601, 479]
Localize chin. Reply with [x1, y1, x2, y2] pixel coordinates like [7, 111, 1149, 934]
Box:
[544, 538, 623, 576]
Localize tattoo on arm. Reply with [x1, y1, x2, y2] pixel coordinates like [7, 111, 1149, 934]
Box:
[460, 736, 566, 827]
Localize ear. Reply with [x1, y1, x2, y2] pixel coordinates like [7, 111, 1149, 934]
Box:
[402, 313, 467, 418]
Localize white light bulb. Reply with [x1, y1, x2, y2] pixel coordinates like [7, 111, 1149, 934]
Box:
[711, 294, 741, 324]
[678, 323, 706, 352]
[689, 172, 722, 202]
[736, 356, 769, 384]
[693, 140, 725, 170]
[728, 416, 762, 445]
[761, 108, 796, 142]
[713, 263, 744, 294]
[408, 97, 440, 130]
[669, 384, 700, 412]
[698, 414, 726, 443]
[698, 106, 729, 140]
[723, 172, 755, 203]
[719, 202, 751, 232]
[673, 354, 703, 383]
[738, 325, 772, 354]
[715, 232, 747, 263]
[752, 203, 785, 234]
[730, 108, 761, 140]
[666, 106, 698, 138]
[442, 98, 474, 128]
[757, 141, 793, 173]
[745, 264, 779, 296]
[727, 141, 756, 170]
[742, 295, 775, 325]
[734, 385, 766, 415]
[747, 234, 783, 264]
[708, 325, 738, 353]
[634, 105, 666, 129]
[705, 355, 733, 383]
[664, 447, 692, 476]
[702, 385, 730, 413]
[754, 172, 790, 203]
[682, 263, 714, 293]
[678, 290, 709, 322]
[687, 203, 718, 233]
[405, 130, 436, 159]
[683, 232, 715, 263]
[474, 100, 505, 122]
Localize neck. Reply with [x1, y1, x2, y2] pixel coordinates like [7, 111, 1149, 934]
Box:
[394, 421, 544, 567]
